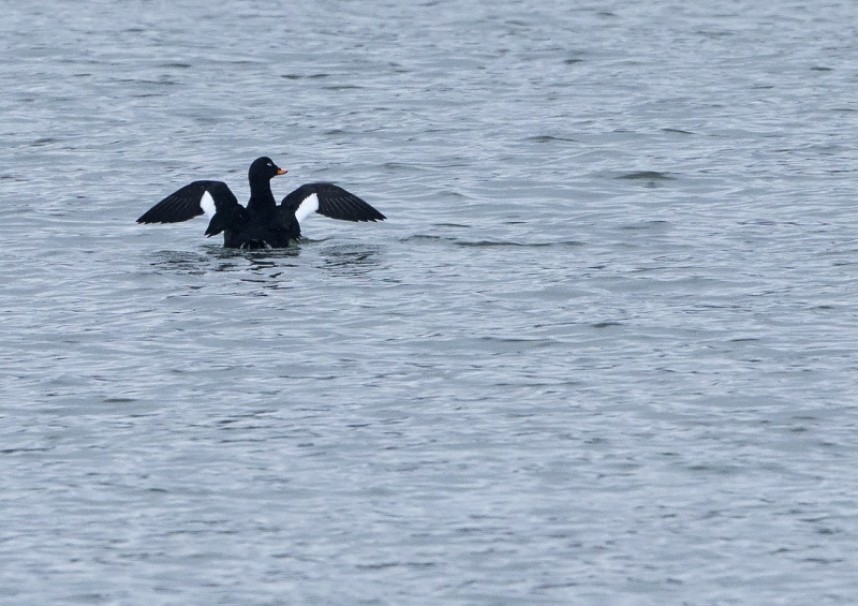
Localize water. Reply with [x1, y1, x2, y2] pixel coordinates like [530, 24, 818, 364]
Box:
[2, 0, 858, 603]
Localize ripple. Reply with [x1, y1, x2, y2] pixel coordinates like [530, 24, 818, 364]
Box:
[615, 171, 676, 181]
[526, 134, 577, 143]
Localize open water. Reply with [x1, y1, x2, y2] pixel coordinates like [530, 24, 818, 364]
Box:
[2, 1, 858, 604]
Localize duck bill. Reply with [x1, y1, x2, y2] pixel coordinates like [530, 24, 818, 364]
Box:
[276, 168, 287, 176]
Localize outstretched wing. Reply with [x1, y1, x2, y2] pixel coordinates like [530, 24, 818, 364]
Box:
[280, 183, 386, 224]
[137, 180, 240, 224]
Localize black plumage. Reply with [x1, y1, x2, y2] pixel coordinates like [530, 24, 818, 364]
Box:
[137, 157, 385, 249]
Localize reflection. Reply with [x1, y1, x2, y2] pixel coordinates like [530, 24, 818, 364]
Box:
[147, 241, 385, 283]
[149, 245, 301, 276]
[214, 246, 301, 273]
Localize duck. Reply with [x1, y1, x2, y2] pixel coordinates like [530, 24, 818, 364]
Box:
[136, 156, 385, 249]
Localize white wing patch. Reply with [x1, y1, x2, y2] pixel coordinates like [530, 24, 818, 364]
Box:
[200, 191, 217, 218]
[294, 193, 319, 223]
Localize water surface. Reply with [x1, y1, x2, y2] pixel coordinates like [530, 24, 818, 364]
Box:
[2, 1, 858, 604]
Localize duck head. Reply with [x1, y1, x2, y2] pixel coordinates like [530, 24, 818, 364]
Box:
[249, 156, 287, 183]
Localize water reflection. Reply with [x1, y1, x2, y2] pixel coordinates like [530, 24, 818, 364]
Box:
[149, 245, 300, 276]
[147, 243, 384, 290]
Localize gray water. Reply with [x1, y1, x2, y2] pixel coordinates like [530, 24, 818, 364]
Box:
[2, 0, 858, 604]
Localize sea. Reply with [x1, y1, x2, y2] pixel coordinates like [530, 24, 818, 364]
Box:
[2, 1, 858, 604]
